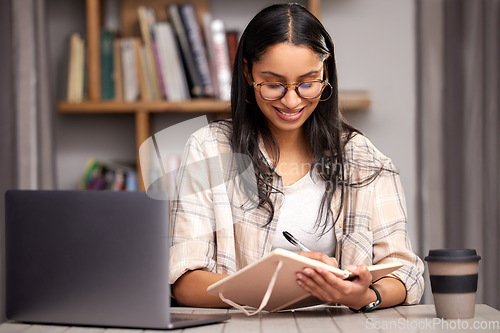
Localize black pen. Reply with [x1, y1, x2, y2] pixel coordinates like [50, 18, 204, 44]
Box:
[283, 231, 312, 252]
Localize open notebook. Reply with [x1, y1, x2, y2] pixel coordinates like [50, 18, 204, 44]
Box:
[207, 248, 403, 315]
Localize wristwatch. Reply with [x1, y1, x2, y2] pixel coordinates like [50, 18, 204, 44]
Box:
[349, 285, 382, 312]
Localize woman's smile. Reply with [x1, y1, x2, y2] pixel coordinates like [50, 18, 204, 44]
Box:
[274, 106, 305, 121]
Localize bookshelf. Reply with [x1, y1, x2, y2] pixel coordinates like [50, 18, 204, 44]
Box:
[58, 0, 371, 191]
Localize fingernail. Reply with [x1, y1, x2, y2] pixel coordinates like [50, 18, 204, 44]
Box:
[297, 280, 303, 286]
[304, 268, 313, 276]
[316, 267, 323, 274]
[296, 273, 303, 279]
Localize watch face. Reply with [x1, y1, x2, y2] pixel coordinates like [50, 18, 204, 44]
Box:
[364, 300, 381, 312]
[361, 286, 381, 312]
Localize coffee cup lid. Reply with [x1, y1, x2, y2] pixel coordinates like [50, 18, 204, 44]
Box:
[424, 249, 481, 262]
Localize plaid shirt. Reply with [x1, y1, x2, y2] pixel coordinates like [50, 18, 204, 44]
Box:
[169, 121, 424, 305]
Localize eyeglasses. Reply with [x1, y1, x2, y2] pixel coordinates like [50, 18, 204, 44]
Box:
[252, 79, 332, 101]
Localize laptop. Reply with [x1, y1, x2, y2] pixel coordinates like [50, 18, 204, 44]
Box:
[5, 190, 230, 329]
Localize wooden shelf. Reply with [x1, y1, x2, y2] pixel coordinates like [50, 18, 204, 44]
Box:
[339, 91, 371, 111]
[58, 98, 231, 113]
[58, 92, 370, 114]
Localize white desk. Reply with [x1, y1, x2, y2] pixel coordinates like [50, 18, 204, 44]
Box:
[1, 304, 499, 333]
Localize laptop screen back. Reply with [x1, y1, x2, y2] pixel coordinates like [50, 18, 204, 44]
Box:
[5, 190, 172, 329]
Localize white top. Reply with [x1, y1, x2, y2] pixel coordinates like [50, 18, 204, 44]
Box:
[272, 171, 336, 256]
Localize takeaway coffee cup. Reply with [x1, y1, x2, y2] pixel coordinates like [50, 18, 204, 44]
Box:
[425, 249, 481, 319]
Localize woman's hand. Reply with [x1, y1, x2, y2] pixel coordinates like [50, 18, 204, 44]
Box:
[297, 251, 375, 310]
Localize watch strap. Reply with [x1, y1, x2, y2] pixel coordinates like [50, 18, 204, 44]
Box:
[349, 285, 382, 313]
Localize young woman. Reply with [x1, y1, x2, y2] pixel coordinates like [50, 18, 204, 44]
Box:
[169, 4, 424, 311]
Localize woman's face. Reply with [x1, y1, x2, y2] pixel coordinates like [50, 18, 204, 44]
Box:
[247, 42, 325, 136]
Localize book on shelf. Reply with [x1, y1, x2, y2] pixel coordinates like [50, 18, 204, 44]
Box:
[120, 38, 140, 102]
[138, 43, 154, 101]
[75, 34, 85, 102]
[144, 7, 167, 100]
[66, 33, 85, 102]
[66, 34, 76, 101]
[153, 22, 190, 101]
[152, 22, 171, 99]
[167, 3, 204, 98]
[100, 29, 115, 100]
[202, 13, 218, 99]
[226, 30, 238, 72]
[205, 18, 232, 101]
[112, 169, 125, 191]
[79, 158, 137, 191]
[179, 3, 215, 97]
[137, 6, 162, 100]
[113, 38, 124, 101]
[134, 38, 152, 101]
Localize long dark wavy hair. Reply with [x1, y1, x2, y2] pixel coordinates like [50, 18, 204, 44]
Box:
[227, 3, 364, 234]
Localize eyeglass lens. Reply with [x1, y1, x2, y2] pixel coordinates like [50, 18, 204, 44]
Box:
[260, 81, 323, 100]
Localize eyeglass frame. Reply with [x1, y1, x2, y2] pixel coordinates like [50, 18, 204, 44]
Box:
[251, 79, 333, 101]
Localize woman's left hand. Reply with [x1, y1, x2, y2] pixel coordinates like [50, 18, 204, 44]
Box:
[296, 251, 374, 309]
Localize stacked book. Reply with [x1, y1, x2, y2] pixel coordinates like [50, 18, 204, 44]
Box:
[79, 158, 138, 191]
